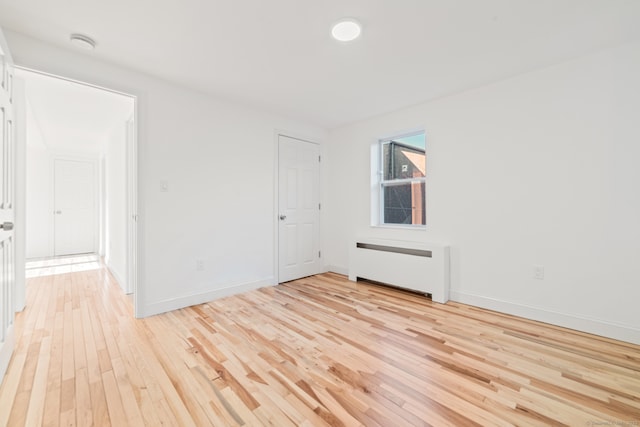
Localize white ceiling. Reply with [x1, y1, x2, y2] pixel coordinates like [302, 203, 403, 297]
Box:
[19, 69, 134, 154]
[2, 0, 640, 129]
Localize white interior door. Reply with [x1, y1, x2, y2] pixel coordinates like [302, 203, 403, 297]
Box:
[278, 135, 321, 282]
[54, 159, 96, 256]
[0, 35, 16, 384]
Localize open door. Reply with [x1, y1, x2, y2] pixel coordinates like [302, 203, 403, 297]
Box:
[0, 28, 16, 384]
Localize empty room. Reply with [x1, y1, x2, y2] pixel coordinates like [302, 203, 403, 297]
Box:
[0, 1, 639, 426]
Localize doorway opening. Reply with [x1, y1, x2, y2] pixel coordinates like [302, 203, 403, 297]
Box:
[17, 68, 138, 298]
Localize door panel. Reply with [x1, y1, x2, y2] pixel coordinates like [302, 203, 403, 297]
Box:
[54, 159, 96, 256]
[278, 135, 321, 282]
[302, 170, 313, 208]
[301, 223, 313, 262]
[285, 224, 297, 266]
[0, 36, 15, 384]
[286, 169, 297, 209]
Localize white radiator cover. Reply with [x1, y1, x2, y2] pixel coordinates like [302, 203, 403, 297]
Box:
[348, 238, 450, 303]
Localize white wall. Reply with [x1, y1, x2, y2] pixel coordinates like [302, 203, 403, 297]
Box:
[98, 156, 105, 257]
[139, 79, 326, 315]
[25, 100, 51, 259]
[324, 41, 640, 344]
[104, 121, 127, 291]
[5, 31, 327, 317]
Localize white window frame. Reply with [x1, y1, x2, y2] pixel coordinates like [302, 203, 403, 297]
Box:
[372, 131, 426, 228]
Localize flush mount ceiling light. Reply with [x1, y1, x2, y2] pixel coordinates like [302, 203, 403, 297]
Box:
[331, 19, 362, 42]
[70, 33, 96, 50]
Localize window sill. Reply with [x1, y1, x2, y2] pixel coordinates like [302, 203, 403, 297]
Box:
[370, 224, 427, 231]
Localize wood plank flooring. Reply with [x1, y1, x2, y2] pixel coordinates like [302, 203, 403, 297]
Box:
[1, 264, 639, 426]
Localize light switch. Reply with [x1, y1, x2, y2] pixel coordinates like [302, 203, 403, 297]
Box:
[533, 265, 544, 280]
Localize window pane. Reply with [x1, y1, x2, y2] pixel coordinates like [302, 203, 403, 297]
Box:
[382, 134, 426, 181]
[383, 182, 425, 225]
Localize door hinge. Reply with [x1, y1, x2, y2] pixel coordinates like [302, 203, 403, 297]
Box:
[318, 251, 321, 258]
[318, 203, 321, 210]
[318, 155, 321, 162]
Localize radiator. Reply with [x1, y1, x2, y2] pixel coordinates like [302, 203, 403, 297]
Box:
[348, 238, 450, 303]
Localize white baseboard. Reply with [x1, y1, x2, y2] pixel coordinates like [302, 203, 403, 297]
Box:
[325, 265, 348, 276]
[450, 290, 640, 345]
[141, 277, 275, 318]
[0, 325, 15, 384]
[106, 263, 129, 295]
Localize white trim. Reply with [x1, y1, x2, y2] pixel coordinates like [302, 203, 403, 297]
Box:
[0, 325, 15, 382]
[370, 224, 428, 231]
[325, 265, 348, 276]
[125, 115, 137, 296]
[377, 127, 426, 144]
[140, 278, 276, 317]
[273, 128, 319, 146]
[130, 92, 142, 320]
[15, 65, 134, 99]
[273, 131, 279, 285]
[13, 76, 26, 312]
[106, 262, 127, 294]
[450, 290, 640, 345]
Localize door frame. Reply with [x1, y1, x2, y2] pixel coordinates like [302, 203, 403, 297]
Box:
[125, 115, 136, 295]
[273, 130, 323, 284]
[13, 76, 25, 312]
[14, 66, 140, 316]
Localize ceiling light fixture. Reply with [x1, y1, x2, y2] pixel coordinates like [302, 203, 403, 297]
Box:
[331, 19, 362, 42]
[70, 33, 96, 50]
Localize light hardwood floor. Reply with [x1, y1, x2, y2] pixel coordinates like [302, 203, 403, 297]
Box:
[1, 264, 639, 426]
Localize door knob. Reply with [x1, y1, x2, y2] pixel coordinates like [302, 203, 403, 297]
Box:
[0, 222, 14, 231]
[55, 210, 62, 214]
[279, 215, 286, 220]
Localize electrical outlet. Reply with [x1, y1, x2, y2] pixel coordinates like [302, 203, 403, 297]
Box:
[196, 259, 204, 271]
[533, 265, 544, 280]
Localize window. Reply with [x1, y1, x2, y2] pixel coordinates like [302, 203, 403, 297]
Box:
[378, 132, 426, 226]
